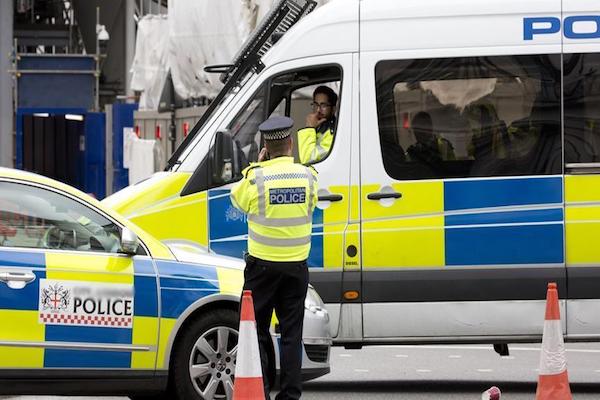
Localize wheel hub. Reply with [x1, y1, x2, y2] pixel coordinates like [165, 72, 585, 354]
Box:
[216, 359, 227, 372]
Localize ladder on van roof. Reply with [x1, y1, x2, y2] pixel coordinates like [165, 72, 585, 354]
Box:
[166, 0, 317, 171]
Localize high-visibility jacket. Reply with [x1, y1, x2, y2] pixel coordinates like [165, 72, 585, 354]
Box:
[298, 121, 335, 164]
[230, 156, 318, 262]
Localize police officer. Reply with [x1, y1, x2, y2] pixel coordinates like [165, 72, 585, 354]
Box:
[298, 85, 337, 164]
[230, 116, 318, 400]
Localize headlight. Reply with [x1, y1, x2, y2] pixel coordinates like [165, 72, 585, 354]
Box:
[305, 284, 326, 314]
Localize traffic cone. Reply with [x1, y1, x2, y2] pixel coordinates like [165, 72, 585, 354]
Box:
[481, 386, 501, 400]
[535, 282, 572, 400]
[233, 290, 265, 400]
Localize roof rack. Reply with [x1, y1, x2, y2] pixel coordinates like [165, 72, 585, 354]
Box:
[167, 0, 317, 171]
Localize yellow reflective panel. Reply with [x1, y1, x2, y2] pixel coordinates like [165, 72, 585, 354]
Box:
[104, 172, 191, 217]
[565, 175, 600, 203]
[0, 310, 44, 368]
[157, 318, 177, 370]
[216, 266, 244, 296]
[363, 215, 445, 268]
[362, 181, 444, 220]
[321, 185, 352, 269]
[362, 181, 444, 268]
[323, 223, 345, 269]
[46, 253, 134, 284]
[322, 185, 350, 225]
[130, 192, 208, 248]
[131, 316, 159, 369]
[565, 175, 600, 265]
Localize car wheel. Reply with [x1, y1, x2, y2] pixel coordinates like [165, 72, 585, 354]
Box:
[172, 309, 239, 400]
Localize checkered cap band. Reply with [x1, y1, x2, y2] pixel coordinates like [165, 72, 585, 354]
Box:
[263, 128, 291, 140]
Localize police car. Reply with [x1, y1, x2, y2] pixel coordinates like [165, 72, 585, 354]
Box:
[0, 167, 330, 399]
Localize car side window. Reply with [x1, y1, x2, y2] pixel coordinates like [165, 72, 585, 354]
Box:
[0, 181, 124, 254]
[375, 55, 562, 180]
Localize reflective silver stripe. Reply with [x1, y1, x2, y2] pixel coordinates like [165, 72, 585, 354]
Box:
[248, 214, 312, 227]
[0, 340, 153, 352]
[249, 229, 312, 247]
[255, 168, 266, 217]
[306, 166, 314, 212]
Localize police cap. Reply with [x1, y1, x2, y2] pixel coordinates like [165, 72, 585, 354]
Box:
[259, 116, 294, 141]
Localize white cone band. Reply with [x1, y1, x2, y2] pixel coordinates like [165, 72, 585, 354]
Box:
[235, 320, 263, 378]
[539, 320, 567, 375]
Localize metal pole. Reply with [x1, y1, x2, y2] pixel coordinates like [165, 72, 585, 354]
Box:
[125, 0, 135, 98]
[0, 0, 14, 167]
[95, 6, 100, 111]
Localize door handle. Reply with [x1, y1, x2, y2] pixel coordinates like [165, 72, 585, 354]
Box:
[367, 191, 402, 200]
[318, 194, 343, 202]
[0, 270, 37, 289]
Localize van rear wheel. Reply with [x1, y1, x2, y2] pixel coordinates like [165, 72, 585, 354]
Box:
[172, 309, 239, 400]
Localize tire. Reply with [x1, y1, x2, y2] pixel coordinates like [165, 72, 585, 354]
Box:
[172, 309, 240, 400]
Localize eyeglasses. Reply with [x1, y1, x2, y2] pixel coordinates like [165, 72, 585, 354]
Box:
[310, 102, 332, 111]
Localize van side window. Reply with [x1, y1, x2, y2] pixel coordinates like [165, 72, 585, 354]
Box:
[375, 55, 562, 180]
[564, 53, 600, 164]
[203, 65, 342, 190]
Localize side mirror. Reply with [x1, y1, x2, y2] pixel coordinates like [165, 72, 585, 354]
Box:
[211, 130, 234, 184]
[120, 228, 139, 255]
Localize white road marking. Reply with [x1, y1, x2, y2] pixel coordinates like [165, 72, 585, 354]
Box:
[416, 369, 432, 373]
[594, 370, 600, 373]
[379, 344, 600, 354]
[448, 355, 462, 359]
[354, 369, 369, 373]
[395, 354, 408, 358]
[502, 356, 516, 360]
[476, 369, 493, 373]
[339, 354, 352, 358]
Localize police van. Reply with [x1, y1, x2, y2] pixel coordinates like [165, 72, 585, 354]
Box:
[104, 0, 600, 349]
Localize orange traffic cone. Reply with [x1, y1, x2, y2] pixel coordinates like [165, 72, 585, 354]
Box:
[233, 290, 265, 400]
[481, 386, 501, 399]
[535, 282, 572, 400]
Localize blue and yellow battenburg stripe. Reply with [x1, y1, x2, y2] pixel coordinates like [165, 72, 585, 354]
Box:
[0, 249, 243, 370]
[208, 177, 593, 270]
[362, 176, 564, 268]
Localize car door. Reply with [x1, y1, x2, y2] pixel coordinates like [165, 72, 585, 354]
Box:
[0, 179, 159, 372]
[359, 49, 566, 339]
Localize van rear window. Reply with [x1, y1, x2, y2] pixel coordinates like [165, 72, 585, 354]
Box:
[374, 55, 562, 180]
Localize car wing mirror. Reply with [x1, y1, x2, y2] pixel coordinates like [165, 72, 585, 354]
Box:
[120, 227, 139, 256]
[211, 130, 234, 184]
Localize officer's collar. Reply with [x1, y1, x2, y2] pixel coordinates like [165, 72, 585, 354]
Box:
[258, 156, 294, 167]
[317, 116, 336, 134]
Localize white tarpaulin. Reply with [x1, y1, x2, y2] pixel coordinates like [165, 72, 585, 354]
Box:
[168, 0, 254, 99]
[127, 137, 163, 184]
[130, 15, 170, 110]
[131, 0, 332, 108]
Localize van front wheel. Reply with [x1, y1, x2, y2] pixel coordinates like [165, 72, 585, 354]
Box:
[172, 309, 239, 400]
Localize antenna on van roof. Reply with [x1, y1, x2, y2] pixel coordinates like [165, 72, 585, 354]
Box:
[167, 0, 317, 171]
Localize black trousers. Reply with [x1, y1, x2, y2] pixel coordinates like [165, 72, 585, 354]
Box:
[243, 255, 309, 400]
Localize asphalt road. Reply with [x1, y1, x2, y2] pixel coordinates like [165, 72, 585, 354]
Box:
[4, 343, 600, 399]
[303, 343, 600, 399]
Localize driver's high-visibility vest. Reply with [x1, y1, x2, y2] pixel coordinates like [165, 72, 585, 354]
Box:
[230, 156, 318, 262]
[298, 126, 334, 165]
